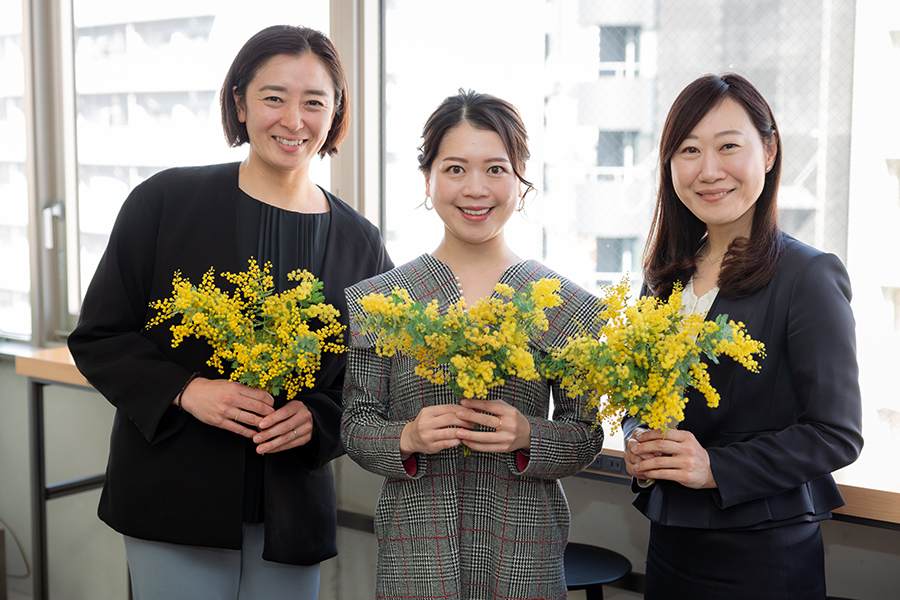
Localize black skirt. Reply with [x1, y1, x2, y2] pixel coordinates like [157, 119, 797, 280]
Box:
[644, 520, 826, 600]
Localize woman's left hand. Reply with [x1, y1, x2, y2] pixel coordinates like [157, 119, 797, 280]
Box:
[253, 400, 314, 454]
[627, 428, 717, 489]
[454, 398, 531, 453]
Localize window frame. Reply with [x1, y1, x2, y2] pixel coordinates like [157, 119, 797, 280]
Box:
[15, 0, 382, 346]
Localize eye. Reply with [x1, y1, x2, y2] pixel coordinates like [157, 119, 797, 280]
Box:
[307, 99, 325, 107]
[721, 142, 739, 151]
[447, 165, 464, 174]
[679, 146, 699, 155]
[265, 96, 283, 103]
[488, 165, 507, 175]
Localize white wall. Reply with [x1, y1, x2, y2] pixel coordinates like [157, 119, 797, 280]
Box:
[3, 354, 900, 599]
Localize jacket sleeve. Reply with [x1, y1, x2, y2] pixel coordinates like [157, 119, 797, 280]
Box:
[708, 253, 864, 509]
[513, 275, 606, 479]
[67, 180, 194, 445]
[512, 377, 605, 479]
[341, 342, 420, 480]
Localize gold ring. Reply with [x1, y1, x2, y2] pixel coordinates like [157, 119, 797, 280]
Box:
[292, 429, 299, 439]
[495, 417, 502, 431]
[234, 409, 243, 422]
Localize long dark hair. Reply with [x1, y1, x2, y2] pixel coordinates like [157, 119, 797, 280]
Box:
[220, 25, 349, 157]
[417, 89, 535, 197]
[643, 73, 783, 299]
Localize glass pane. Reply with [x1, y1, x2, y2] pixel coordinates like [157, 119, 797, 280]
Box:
[0, 0, 30, 339]
[71, 1, 330, 307]
[384, 0, 900, 483]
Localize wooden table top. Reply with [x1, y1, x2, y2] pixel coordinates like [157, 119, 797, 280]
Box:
[14, 345, 90, 388]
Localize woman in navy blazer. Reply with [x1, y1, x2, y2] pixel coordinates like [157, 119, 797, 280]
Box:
[623, 74, 863, 599]
[67, 26, 392, 599]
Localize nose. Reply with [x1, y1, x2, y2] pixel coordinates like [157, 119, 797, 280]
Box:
[698, 152, 725, 182]
[462, 171, 489, 198]
[281, 104, 303, 132]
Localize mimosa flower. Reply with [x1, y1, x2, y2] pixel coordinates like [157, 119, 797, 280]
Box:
[541, 277, 765, 435]
[147, 259, 345, 399]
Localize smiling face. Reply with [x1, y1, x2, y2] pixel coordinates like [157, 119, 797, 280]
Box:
[234, 52, 336, 178]
[425, 122, 521, 250]
[670, 97, 777, 237]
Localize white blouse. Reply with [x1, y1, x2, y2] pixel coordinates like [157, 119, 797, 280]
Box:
[682, 279, 719, 318]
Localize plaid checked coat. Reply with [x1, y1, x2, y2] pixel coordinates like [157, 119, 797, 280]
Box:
[342, 255, 605, 600]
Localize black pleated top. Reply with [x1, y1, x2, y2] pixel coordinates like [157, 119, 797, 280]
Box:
[237, 188, 331, 522]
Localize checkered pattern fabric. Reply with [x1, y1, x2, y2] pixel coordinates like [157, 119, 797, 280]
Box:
[342, 255, 605, 599]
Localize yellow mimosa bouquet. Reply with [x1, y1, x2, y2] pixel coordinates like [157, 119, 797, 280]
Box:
[355, 278, 563, 399]
[541, 277, 765, 434]
[147, 258, 345, 399]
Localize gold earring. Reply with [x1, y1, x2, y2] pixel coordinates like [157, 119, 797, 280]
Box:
[424, 197, 433, 211]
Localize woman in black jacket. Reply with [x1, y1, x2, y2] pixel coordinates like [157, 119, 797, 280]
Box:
[68, 25, 392, 599]
[623, 73, 863, 599]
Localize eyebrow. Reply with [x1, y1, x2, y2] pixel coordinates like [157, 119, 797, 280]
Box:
[684, 129, 747, 140]
[441, 156, 511, 163]
[256, 84, 331, 97]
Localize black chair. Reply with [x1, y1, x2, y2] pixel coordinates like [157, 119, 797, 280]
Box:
[564, 542, 632, 599]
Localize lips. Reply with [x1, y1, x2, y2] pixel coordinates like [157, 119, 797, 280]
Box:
[460, 207, 491, 216]
[274, 136, 304, 147]
[697, 189, 733, 201]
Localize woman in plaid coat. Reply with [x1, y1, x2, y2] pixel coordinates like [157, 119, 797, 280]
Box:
[341, 90, 605, 599]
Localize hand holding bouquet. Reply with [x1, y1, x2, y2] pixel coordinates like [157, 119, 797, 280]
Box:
[541, 277, 765, 435]
[147, 258, 345, 399]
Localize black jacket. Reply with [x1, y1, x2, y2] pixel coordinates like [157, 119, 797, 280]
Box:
[628, 235, 863, 530]
[68, 162, 393, 564]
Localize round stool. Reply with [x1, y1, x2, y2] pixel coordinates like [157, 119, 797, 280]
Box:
[564, 542, 632, 600]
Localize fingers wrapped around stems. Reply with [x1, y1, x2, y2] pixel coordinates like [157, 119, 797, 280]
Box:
[253, 399, 316, 454]
[625, 428, 717, 489]
[179, 378, 274, 438]
[400, 404, 470, 455]
[453, 398, 531, 454]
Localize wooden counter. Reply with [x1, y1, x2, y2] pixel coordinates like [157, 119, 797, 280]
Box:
[14, 345, 90, 388]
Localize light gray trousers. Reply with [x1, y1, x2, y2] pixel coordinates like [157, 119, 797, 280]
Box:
[124, 522, 320, 600]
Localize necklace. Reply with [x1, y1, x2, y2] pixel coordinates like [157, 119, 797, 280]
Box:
[703, 250, 725, 265]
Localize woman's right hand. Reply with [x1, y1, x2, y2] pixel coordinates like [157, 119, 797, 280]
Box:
[178, 377, 276, 438]
[625, 427, 658, 482]
[400, 404, 470, 455]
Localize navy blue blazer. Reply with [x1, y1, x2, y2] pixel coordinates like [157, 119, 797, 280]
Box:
[628, 235, 863, 530]
[68, 162, 393, 564]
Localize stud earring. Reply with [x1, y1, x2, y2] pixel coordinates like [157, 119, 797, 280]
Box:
[765, 165, 772, 173]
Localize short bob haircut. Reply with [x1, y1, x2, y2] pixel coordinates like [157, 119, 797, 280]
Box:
[643, 73, 783, 300]
[417, 89, 535, 198]
[220, 25, 349, 157]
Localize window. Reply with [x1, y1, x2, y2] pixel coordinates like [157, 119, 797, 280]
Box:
[69, 2, 331, 324]
[887, 159, 900, 207]
[599, 26, 640, 78]
[596, 237, 636, 275]
[5, 0, 900, 493]
[0, 0, 29, 338]
[883, 287, 900, 333]
[596, 131, 628, 167]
